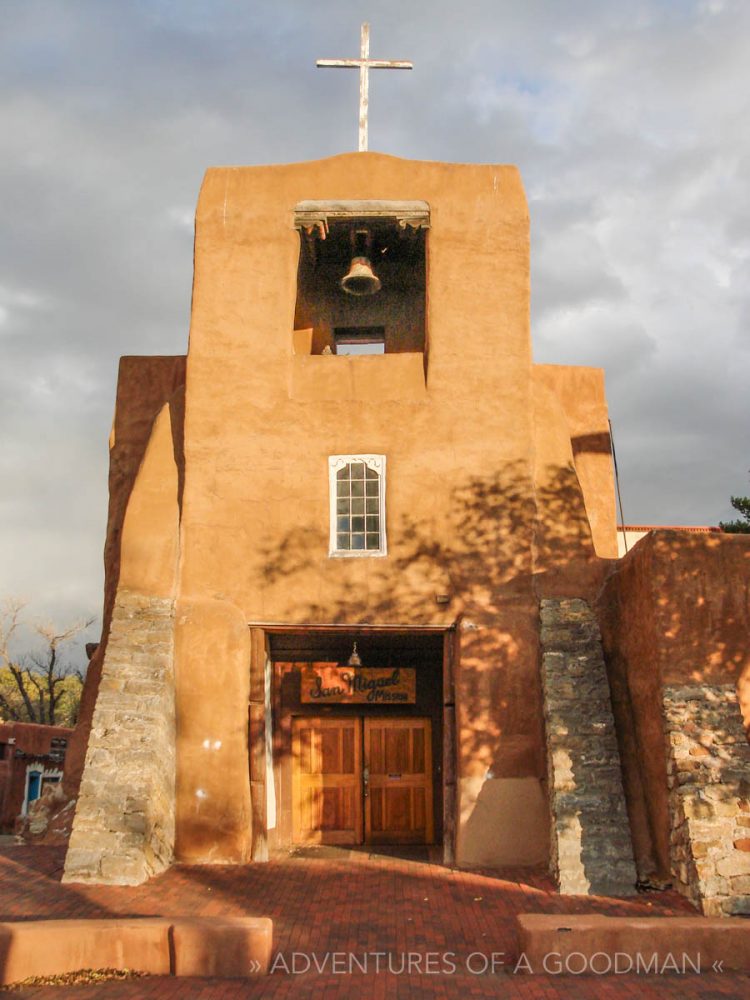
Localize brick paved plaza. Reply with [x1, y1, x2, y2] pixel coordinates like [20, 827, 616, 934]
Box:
[0, 845, 747, 998]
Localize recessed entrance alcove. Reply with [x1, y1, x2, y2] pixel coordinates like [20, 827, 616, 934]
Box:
[262, 626, 451, 857]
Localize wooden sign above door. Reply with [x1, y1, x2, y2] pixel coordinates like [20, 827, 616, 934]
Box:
[300, 664, 416, 705]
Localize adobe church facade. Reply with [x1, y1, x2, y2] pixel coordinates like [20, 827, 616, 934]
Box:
[61, 153, 750, 917]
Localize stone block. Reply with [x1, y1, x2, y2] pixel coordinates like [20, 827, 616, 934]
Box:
[716, 854, 750, 878]
[722, 895, 750, 916]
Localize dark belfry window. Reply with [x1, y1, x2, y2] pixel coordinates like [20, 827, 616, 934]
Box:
[293, 201, 429, 357]
[329, 455, 386, 556]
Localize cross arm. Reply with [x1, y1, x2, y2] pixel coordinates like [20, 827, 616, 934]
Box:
[316, 60, 413, 69]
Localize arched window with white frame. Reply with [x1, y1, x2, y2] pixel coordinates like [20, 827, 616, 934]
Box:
[329, 455, 386, 557]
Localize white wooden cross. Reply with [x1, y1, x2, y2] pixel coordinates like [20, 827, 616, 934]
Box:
[317, 23, 412, 152]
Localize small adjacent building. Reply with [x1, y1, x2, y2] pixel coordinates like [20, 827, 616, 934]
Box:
[0, 721, 71, 831]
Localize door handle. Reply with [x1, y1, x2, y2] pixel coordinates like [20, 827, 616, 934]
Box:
[362, 765, 369, 798]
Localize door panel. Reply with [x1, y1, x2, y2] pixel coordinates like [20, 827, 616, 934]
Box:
[365, 718, 433, 844]
[292, 717, 362, 844]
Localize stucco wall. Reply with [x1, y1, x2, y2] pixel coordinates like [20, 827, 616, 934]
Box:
[598, 530, 750, 876]
[533, 364, 617, 560]
[64, 357, 186, 799]
[174, 153, 540, 864]
[64, 394, 183, 884]
[166, 152, 619, 866]
[68, 154, 619, 872]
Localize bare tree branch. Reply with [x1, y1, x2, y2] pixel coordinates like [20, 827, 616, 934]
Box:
[0, 690, 22, 721]
[0, 600, 94, 726]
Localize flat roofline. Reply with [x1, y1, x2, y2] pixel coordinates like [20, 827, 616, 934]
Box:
[249, 622, 454, 633]
[617, 525, 720, 533]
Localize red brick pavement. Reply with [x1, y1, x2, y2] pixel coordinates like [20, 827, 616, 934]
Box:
[0, 846, 746, 998]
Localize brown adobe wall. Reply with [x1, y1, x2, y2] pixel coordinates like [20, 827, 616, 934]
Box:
[64, 154, 619, 875]
[597, 530, 750, 878]
[63, 356, 186, 799]
[64, 387, 184, 884]
[172, 152, 613, 867]
[0, 721, 72, 757]
[533, 364, 617, 559]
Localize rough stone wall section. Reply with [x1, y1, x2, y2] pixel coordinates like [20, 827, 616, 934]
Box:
[540, 598, 637, 896]
[663, 684, 750, 917]
[63, 592, 176, 885]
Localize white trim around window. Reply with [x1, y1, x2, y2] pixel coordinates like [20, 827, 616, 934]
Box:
[328, 455, 387, 557]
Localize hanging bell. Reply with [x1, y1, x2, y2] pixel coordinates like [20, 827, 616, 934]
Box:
[340, 256, 382, 296]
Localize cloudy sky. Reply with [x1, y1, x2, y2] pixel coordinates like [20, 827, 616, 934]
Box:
[1, 0, 748, 634]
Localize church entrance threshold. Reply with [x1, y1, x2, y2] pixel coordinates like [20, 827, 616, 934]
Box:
[292, 716, 433, 846]
[256, 624, 454, 860]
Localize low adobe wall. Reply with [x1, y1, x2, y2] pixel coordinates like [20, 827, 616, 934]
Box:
[597, 530, 750, 879]
[516, 914, 750, 974]
[0, 916, 272, 985]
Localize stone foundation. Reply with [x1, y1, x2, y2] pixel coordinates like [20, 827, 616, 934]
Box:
[663, 683, 750, 916]
[63, 592, 176, 885]
[540, 598, 637, 896]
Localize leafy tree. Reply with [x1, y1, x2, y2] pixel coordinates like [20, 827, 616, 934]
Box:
[720, 495, 750, 534]
[0, 599, 93, 726]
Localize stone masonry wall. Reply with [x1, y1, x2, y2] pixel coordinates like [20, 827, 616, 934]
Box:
[663, 684, 750, 916]
[63, 591, 176, 885]
[540, 598, 637, 896]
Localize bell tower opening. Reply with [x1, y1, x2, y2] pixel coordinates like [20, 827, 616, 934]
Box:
[293, 200, 429, 356]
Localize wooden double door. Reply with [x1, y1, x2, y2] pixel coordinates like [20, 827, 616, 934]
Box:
[292, 716, 434, 845]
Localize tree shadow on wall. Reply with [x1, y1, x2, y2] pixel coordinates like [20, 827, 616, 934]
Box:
[259, 460, 599, 625]
[257, 459, 603, 799]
